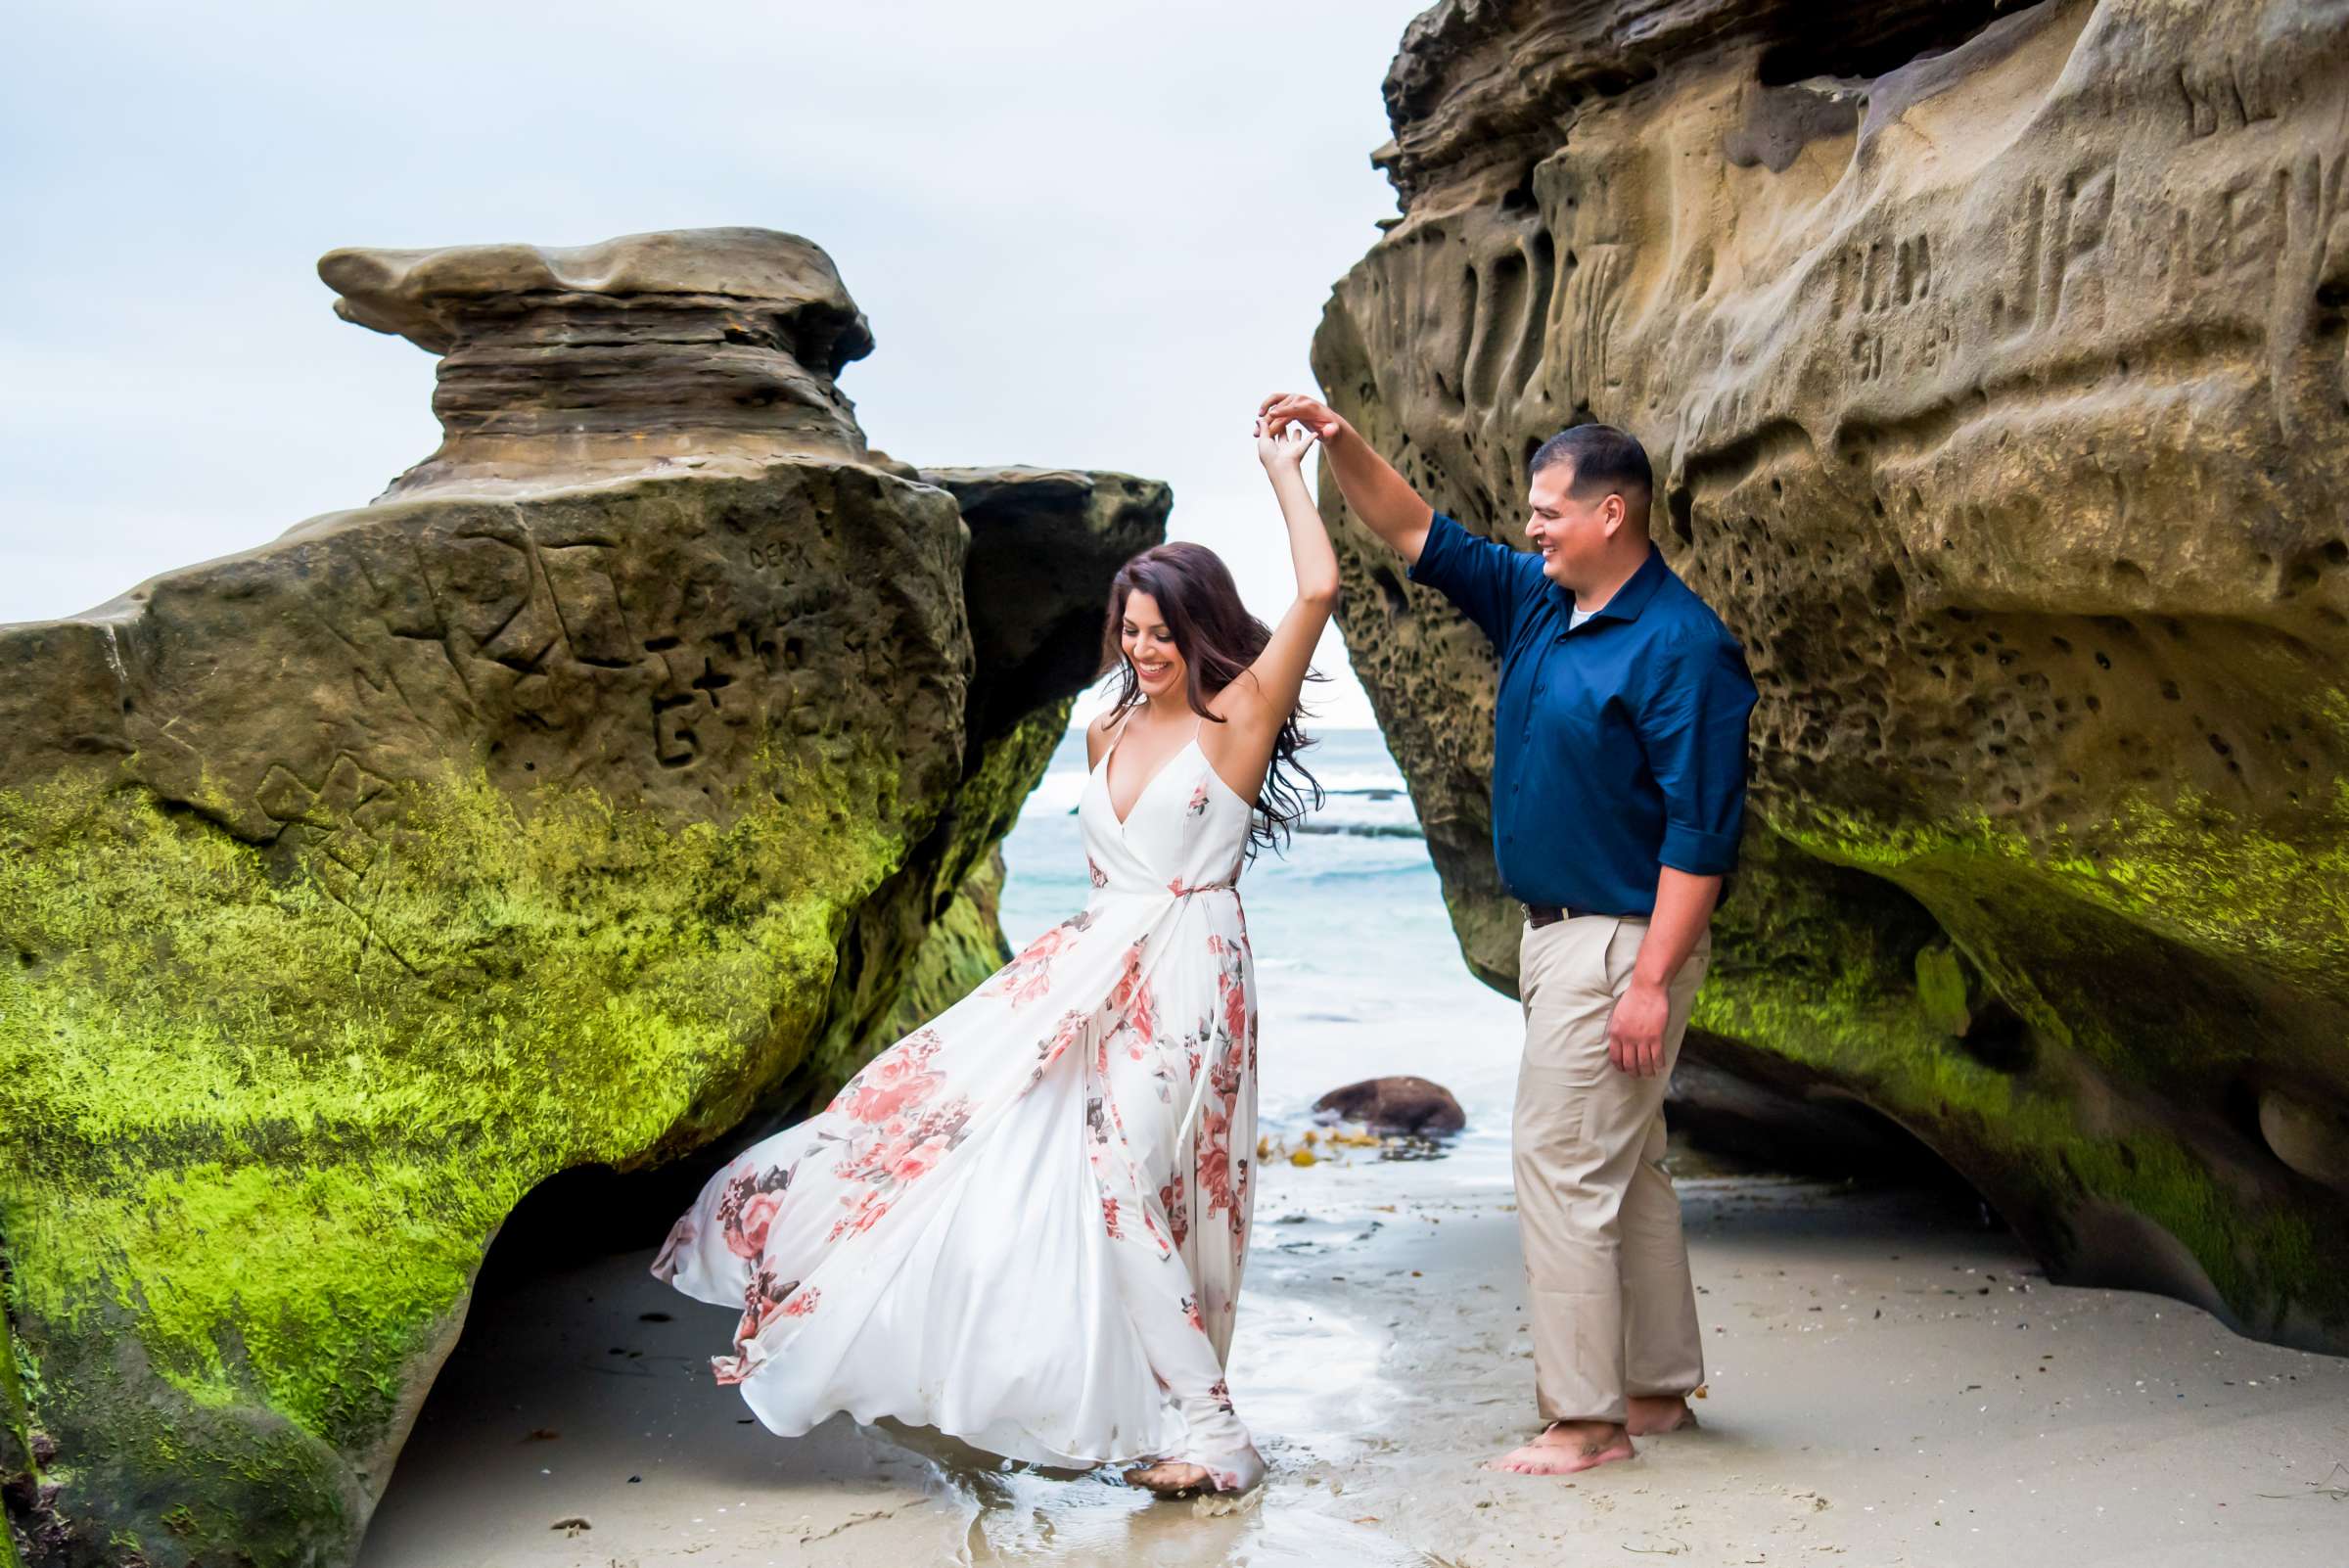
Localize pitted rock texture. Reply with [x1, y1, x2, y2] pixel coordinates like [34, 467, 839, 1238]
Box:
[321, 227, 875, 498]
[0, 229, 1165, 1568]
[1316, 0, 2349, 1349]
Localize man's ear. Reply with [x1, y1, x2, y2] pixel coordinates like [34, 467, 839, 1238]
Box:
[1601, 492, 1627, 539]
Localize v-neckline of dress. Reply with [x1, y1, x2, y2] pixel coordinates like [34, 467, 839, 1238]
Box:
[1101, 725, 1204, 830]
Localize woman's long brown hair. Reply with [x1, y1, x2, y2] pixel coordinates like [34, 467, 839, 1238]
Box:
[1100, 541, 1323, 856]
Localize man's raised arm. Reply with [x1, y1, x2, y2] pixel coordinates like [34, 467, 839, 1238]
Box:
[1259, 392, 1434, 566]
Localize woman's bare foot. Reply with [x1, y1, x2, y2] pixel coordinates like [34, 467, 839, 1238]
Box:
[1125, 1459, 1214, 1496]
[1626, 1395, 1697, 1436]
[1484, 1420, 1635, 1476]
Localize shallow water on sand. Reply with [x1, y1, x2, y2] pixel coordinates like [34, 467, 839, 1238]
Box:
[359, 1148, 2349, 1568]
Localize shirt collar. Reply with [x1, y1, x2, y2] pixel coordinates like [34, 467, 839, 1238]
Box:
[1565, 544, 1670, 624]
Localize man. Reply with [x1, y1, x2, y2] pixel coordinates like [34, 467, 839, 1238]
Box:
[1260, 392, 1757, 1476]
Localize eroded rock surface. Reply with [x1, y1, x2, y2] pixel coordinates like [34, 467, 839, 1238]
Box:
[1316, 0, 2349, 1347]
[0, 229, 1164, 1567]
[321, 227, 875, 498]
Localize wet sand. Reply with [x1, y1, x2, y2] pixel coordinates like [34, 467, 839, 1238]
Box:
[358, 1148, 2349, 1568]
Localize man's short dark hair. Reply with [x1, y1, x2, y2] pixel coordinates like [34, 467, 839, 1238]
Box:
[1529, 425, 1652, 520]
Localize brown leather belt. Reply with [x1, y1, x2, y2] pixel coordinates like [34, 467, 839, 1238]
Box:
[1523, 902, 1604, 928]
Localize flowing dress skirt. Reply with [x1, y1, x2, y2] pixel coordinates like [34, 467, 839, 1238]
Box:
[656, 736, 1265, 1487]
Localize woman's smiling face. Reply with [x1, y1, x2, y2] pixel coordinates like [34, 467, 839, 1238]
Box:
[1121, 590, 1184, 698]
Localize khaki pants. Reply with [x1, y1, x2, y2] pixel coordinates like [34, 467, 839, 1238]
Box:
[1513, 914, 1710, 1426]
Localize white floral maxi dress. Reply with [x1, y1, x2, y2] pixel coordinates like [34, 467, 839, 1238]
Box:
[653, 733, 1264, 1488]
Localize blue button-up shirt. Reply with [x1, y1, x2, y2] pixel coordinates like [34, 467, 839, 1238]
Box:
[1407, 514, 1758, 916]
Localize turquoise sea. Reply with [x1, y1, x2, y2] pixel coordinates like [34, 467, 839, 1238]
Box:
[996, 724, 1525, 1175]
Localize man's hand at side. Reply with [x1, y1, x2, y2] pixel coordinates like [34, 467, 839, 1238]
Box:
[1605, 868, 1720, 1077]
[1606, 979, 1674, 1078]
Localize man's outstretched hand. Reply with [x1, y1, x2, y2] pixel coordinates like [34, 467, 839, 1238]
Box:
[1260, 391, 1433, 565]
[1259, 392, 1352, 445]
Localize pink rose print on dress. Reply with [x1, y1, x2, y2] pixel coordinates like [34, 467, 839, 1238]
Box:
[712, 1268, 821, 1384]
[1197, 1109, 1233, 1227]
[1088, 854, 1109, 889]
[1108, 940, 1156, 1046]
[1186, 780, 1210, 816]
[893, 1136, 949, 1183]
[1159, 1174, 1190, 1251]
[825, 1189, 895, 1243]
[984, 909, 1096, 1008]
[818, 1076, 975, 1243]
[1181, 1293, 1206, 1332]
[713, 1164, 795, 1260]
[1029, 1007, 1088, 1088]
[731, 1191, 783, 1257]
[1208, 934, 1253, 1075]
[831, 1029, 945, 1123]
[1197, 1057, 1248, 1236]
[1101, 1190, 1125, 1240]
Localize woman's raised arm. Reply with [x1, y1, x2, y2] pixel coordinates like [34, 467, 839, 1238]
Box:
[1215, 419, 1339, 751]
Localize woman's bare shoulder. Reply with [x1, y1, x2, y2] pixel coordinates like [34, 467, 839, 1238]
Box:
[1083, 706, 1125, 767]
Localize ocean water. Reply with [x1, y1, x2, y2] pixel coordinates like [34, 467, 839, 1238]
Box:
[996, 725, 1524, 1179]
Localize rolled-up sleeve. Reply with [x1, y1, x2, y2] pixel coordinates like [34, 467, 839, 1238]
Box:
[1635, 629, 1759, 876]
[1406, 514, 1536, 648]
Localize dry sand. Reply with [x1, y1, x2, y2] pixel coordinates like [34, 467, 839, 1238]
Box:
[359, 1149, 2349, 1568]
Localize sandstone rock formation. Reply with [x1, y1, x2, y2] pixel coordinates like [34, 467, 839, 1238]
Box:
[1315, 0, 2349, 1348]
[0, 229, 1164, 1567]
[321, 227, 874, 497]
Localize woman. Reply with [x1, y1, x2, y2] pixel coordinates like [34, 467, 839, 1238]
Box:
[653, 415, 1337, 1497]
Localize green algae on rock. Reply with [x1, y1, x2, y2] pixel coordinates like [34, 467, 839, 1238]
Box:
[1314, 0, 2349, 1350]
[0, 229, 1167, 1567]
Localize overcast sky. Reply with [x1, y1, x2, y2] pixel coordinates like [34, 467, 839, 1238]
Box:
[1, 0, 1432, 727]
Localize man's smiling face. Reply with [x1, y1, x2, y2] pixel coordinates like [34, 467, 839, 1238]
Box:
[1523, 460, 1616, 591]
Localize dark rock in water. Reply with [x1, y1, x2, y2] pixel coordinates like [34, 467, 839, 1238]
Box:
[1314, 1076, 1467, 1135]
[0, 228, 1166, 1567]
[1316, 2, 2349, 1350]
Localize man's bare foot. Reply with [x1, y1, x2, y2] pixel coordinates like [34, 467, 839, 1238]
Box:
[1125, 1459, 1213, 1496]
[1627, 1395, 1697, 1437]
[1483, 1420, 1635, 1476]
